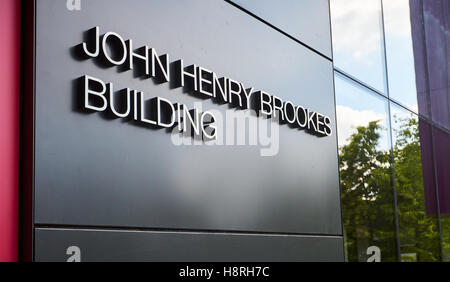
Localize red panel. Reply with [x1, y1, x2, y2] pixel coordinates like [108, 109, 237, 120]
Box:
[0, 0, 21, 262]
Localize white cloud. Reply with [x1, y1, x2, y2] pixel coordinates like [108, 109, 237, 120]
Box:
[330, 0, 383, 62]
[336, 105, 386, 146]
[331, 0, 412, 63]
[383, 0, 413, 38]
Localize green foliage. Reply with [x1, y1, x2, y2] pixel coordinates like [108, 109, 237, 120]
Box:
[392, 116, 440, 262]
[340, 121, 397, 262]
[441, 217, 450, 261]
[339, 117, 441, 262]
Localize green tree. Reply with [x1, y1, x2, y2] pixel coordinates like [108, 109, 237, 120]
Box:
[339, 116, 442, 262]
[339, 121, 397, 262]
[393, 115, 440, 262]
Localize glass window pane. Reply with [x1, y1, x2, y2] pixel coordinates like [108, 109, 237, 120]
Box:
[331, 0, 387, 94]
[383, 0, 419, 113]
[391, 104, 441, 262]
[335, 72, 398, 262]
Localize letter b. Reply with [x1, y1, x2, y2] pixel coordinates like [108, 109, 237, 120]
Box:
[83, 75, 108, 112]
[258, 91, 272, 117]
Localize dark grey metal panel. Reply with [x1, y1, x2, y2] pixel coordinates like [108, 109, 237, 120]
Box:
[230, 0, 333, 58]
[34, 0, 341, 235]
[35, 228, 344, 262]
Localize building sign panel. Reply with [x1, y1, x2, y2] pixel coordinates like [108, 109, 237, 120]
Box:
[27, 0, 342, 261]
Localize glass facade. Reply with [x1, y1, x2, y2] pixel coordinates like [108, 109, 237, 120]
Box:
[391, 104, 440, 261]
[330, 0, 387, 93]
[335, 73, 397, 262]
[383, 0, 419, 112]
[331, 0, 450, 262]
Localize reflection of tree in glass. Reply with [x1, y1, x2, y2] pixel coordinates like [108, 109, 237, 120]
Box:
[340, 116, 441, 262]
[339, 121, 397, 262]
[392, 115, 440, 262]
[441, 218, 450, 261]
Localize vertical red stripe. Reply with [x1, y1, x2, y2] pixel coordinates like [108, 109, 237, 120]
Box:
[0, 0, 21, 262]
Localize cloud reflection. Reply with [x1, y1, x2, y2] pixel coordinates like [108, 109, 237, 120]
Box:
[330, 0, 386, 93]
[336, 105, 386, 146]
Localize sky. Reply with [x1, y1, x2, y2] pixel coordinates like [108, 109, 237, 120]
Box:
[330, 0, 418, 111]
[330, 0, 419, 148]
[334, 72, 390, 150]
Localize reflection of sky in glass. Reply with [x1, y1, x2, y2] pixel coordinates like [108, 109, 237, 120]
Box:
[331, 0, 387, 94]
[390, 103, 418, 147]
[383, 0, 418, 113]
[335, 72, 390, 150]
